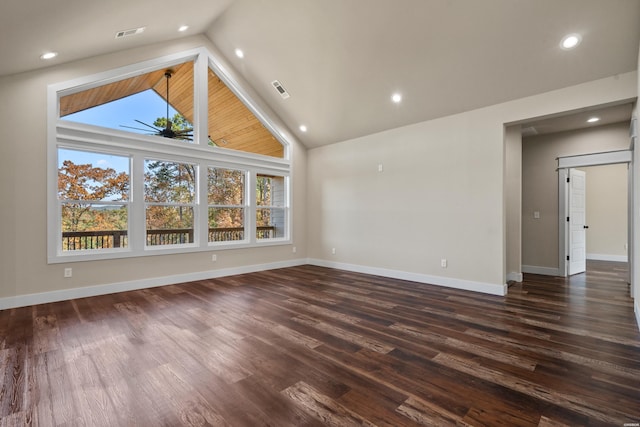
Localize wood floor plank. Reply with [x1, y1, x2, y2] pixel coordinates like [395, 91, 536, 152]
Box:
[1, 261, 639, 425]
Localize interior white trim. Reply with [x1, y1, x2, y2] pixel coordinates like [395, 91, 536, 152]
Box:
[0, 259, 307, 310]
[635, 301, 640, 331]
[507, 272, 523, 283]
[0, 259, 510, 309]
[557, 149, 633, 279]
[522, 265, 562, 276]
[307, 259, 507, 296]
[586, 253, 628, 262]
[557, 150, 632, 169]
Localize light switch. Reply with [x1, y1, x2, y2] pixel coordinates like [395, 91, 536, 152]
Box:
[533, 211, 540, 219]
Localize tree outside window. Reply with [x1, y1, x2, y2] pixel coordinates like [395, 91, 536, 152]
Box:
[208, 168, 245, 242]
[57, 149, 130, 250]
[144, 159, 196, 246]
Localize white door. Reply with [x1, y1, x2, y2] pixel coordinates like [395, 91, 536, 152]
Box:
[568, 169, 587, 275]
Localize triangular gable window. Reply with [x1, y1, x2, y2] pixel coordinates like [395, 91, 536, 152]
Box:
[58, 56, 286, 158]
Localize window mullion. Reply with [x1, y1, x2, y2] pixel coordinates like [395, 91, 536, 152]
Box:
[198, 162, 208, 246]
[131, 153, 146, 252]
[194, 53, 208, 146]
[248, 170, 256, 243]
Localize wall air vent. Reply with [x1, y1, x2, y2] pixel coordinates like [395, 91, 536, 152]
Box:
[271, 80, 290, 99]
[115, 27, 146, 39]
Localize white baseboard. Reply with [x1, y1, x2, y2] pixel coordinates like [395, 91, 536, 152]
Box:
[636, 301, 640, 332]
[586, 253, 628, 262]
[307, 259, 507, 296]
[0, 259, 307, 310]
[0, 258, 514, 310]
[522, 265, 562, 276]
[507, 272, 523, 283]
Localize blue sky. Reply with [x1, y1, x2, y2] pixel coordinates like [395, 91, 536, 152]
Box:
[58, 148, 130, 174]
[64, 89, 177, 134]
[60, 89, 178, 173]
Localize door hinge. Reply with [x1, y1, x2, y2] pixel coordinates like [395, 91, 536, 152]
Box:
[567, 216, 570, 222]
[566, 255, 570, 261]
[566, 177, 570, 183]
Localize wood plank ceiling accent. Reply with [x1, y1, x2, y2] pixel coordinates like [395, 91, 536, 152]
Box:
[58, 61, 283, 158]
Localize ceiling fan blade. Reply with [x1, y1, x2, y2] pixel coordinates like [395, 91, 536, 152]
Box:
[134, 120, 161, 131]
[120, 125, 156, 132]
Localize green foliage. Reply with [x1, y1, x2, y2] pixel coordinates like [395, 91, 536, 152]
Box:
[153, 113, 191, 134]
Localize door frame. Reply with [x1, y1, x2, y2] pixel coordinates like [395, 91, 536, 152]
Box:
[557, 149, 633, 278]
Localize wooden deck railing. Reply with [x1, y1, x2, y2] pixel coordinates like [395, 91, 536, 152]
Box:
[62, 226, 276, 250]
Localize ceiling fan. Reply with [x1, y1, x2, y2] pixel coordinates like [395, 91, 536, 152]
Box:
[121, 70, 193, 140]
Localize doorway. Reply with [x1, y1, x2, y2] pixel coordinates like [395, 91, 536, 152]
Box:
[557, 151, 631, 281]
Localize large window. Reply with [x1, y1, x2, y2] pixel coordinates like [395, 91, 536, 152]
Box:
[49, 48, 291, 262]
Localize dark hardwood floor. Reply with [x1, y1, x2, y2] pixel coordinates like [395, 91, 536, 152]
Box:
[1, 261, 639, 426]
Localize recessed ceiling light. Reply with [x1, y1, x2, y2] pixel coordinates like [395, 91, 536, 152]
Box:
[178, 25, 189, 32]
[587, 117, 600, 123]
[40, 52, 58, 60]
[391, 93, 402, 104]
[560, 33, 581, 50]
[235, 48, 244, 58]
[299, 125, 308, 132]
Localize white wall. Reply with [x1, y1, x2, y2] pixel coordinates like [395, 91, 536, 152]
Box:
[584, 164, 628, 261]
[505, 125, 522, 282]
[307, 72, 637, 296]
[0, 35, 308, 308]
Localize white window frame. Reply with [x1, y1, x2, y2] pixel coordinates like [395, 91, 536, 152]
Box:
[47, 47, 292, 263]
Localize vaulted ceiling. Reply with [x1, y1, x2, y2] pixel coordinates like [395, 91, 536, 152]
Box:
[1, 0, 639, 148]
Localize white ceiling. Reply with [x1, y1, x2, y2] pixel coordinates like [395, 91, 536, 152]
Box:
[1, 0, 639, 148]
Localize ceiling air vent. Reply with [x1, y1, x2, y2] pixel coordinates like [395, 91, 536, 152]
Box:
[271, 80, 290, 99]
[115, 26, 146, 39]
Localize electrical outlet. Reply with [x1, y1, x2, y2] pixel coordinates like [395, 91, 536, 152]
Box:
[378, 163, 384, 172]
[332, 248, 336, 255]
[211, 254, 217, 262]
[64, 268, 72, 278]
[440, 259, 447, 268]
[292, 246, 297, 253]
